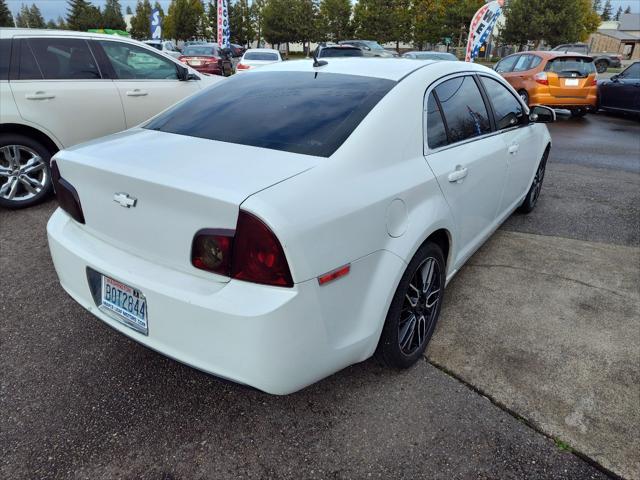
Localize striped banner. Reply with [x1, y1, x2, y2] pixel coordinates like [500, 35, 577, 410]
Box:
[465, 0, 504, 62]
[217, 0, 230, 49]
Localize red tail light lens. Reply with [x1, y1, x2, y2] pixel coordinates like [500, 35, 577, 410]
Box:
[232, 211, 293, 287]
[191, 211, 293, 287]
[51, 161, 85, 224]
[191, 229, 234, 277]
[590, 76, 598, 86]
[534, 72, 548, 85]
[236, 63, 250, 70]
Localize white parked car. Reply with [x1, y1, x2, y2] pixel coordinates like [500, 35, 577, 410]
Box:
[142, 39, 181, 59]
[47, 58, 554, 395]
[0, 28, 223, 208]
[235, 48, 282, 72]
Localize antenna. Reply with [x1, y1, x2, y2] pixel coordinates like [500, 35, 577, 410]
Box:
[312, 48, 328, 68]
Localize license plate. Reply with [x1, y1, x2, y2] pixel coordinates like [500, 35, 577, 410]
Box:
[100, 275, 148, 334]
[190, 60, 202, 66]
[565, 78, 579, 86]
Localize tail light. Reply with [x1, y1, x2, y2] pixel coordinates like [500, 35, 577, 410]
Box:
[534, 72, 548, 85]
[191, 211, 293, 287]
[178, 55, 187, 63]
[51, 161, 85, 224]
[590, 75, 598, 86]
[236, 63, 250, 70]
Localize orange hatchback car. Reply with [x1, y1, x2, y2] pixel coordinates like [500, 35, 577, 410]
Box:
[495, 51, 598, 117]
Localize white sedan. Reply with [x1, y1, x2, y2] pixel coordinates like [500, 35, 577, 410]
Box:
[235, 48, 282, 72]
[47, 58, 554, 394]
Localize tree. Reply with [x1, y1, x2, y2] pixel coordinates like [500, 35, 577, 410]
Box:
[129, 0, 152, 38]
[15, 4, 29, 27]
[251, 0, 267, 46]
[614, 6, 622, 20]
[164, 0, 204, 41]
[0, 0, 14, 27]
[352, 0, 394, 43]
[28, 3, 46, 28]
[292, 0, 318, 54]
[66, 0, 102, 31]
[318, 0, 351, 41]
[412, 0, 446, 49]
[624, 6, 631, 14]
[501, 0, 600, 48]
[56, 16, 67, 28]
[230, 0, 255, 47]
[592, 0, 601, 13]
[102, 0, 126, 29]
[126, 5, 133, 15]
[601, 0, 612, 20]
[263, 0, 296, 48]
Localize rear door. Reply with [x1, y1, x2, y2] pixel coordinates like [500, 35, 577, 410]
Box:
[479, 74, 538, 212]
[9, 36, 125, 148]
[545, 56, 596, 100]
[423, 74, 508, 267]
[92, 39, 202, 128]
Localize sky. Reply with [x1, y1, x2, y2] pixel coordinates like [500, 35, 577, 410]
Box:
[5, 0, 640, 22]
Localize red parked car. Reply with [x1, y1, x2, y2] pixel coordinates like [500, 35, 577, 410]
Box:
[178, 43, 233, 76]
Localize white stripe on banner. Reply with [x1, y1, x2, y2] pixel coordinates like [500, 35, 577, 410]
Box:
[465, 0, 504, 62]
[217, 0, 230, 49]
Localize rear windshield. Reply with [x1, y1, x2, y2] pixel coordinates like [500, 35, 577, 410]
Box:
[146, 42, 162, 51]
[145, 71, 396, 157]
[183, 46, 217, 56]
[413, 52, 457, 61]
[319, 47, 363, 58]
[244, 52, 279, 61]
[545, 57, 595, 76]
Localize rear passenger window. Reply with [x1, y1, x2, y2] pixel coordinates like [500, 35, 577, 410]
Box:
[495, 56, 517, 73]
[434, 76, 491, 144]
[513, 55, 531, 72]
[529, 55, 542, 69]
[27, 38, 100, 79]
[0, 39, 11, 81]
[425, 92, 448, 149]
[18, 40, 42, 80]
[481, 76, 525, 130]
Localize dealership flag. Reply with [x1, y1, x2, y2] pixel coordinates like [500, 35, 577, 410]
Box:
[217, 0, 230, 49]
[150, 8, 162, 39]
[465, 0, 504, 62]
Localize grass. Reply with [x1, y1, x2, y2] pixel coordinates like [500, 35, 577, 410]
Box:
[554, 438, 573, 452]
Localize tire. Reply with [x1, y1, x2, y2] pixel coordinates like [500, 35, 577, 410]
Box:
[0, 134, 53, 209]
[376, 241, 445, 369]
[518, 147, 549, 214]
[518, 90, 529, 106]
[595, 60, 608, 74]
[571, 108, 588, 118]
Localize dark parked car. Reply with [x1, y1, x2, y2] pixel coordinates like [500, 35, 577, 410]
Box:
[316, 44, 364, 58]
[551, 43, 622, 73]
[598, 61, 640, 114]
[178, 43, 233, 76]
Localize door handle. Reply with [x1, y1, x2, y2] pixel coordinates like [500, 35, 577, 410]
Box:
[448, 166, 468, 183]
[25, 91, 55, 100]
[508, 144, 520, 155]
[126, 89, 148, 97]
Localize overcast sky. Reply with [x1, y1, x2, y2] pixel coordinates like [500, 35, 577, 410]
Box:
[5, 0, 639, 22]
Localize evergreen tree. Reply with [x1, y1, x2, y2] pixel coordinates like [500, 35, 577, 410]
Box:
[56, 16, 67, 28]
[102, 0, 126, 30]
[592, 0, 602, 13]
[601, 0, 613, 20]
[352, 0, 394, 43]
[614, 6, 622, 20]
[15, 4, 29, 27]
[292, 0, 317, 54]
[263, 0, 295, 47]
[130, 0, 153, 39]
[164, 0, 204, 41]
[28, 3, 46, 28]
[230, 0, 255, 47]
[624, 6, 631, 14]
[126, 5, 133, 15]
[0, 0, 14, 27]
[318, 0, 352, 41]
[46, 19, 57, 29]
[67, 0, 102, 31]
[251, 0, 267, 46]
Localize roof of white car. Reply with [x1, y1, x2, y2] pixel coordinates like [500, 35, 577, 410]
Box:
[255, 57, 490, 82]
[244, 48, 280, 54]
[0, 27, 137, 42]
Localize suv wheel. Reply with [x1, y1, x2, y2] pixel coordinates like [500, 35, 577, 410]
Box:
[0, 134, 53, 209]
[595, 60, 608, 74]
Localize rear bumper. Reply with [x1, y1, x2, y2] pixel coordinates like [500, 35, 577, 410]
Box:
[190, 64, 223, 75]
[47, 209, 398, 394]
[530, 91, 598, 110]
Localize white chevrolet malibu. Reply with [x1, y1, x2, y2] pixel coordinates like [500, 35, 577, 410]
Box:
[47, 58, 554, 394]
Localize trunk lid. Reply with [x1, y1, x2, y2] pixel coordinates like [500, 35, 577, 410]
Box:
[545, 56, 596, 99]
[55, 128, 318, 281]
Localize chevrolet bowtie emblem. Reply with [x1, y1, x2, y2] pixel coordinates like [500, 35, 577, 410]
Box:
[113, 192, 137, 208]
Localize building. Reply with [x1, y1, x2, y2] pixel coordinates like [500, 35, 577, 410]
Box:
[588, 13, 640, 60]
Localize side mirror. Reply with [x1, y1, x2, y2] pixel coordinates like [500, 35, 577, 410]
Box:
[529, 105, 556, 123]
[611, 74, 619, 82]
[177, 65, 200, 81]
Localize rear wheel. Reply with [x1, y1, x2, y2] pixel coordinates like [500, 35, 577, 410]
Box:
[571, 108, 588, 118]
[0, 134, 53, 209]
[595, 60, 608, 74]
[376, 242, 445, 369]
[518, 148, 549, 214]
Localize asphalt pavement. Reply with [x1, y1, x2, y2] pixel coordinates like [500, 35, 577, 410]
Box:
[2, 111, 637, 480]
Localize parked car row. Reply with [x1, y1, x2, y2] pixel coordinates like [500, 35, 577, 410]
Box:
[0, 28, 223, 208]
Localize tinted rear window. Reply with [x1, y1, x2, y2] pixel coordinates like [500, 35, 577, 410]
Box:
[545, 57, 595, 76]
[183, 46, 217, 56]
[145, 71, 396, 157]
[244, 52, 278, 61]
[0, 39, 11, 80]
[319, 48, 363, 58]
